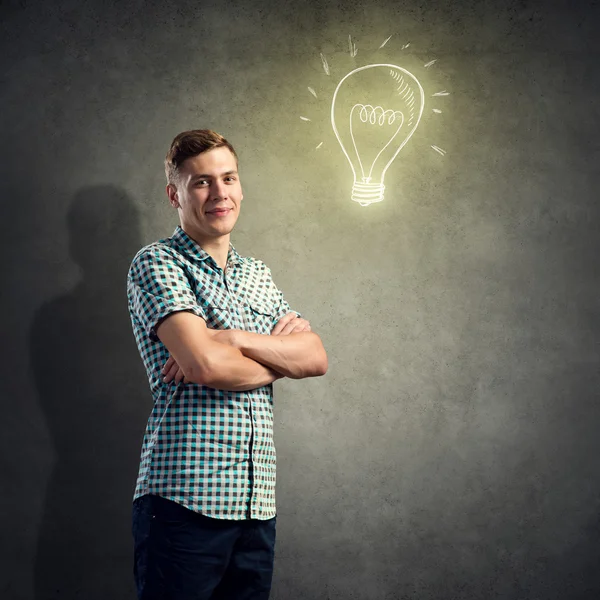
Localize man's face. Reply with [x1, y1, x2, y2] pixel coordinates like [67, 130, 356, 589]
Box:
[167, 146, 243, 243]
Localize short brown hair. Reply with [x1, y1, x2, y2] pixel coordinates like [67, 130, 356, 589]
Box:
[165, 129, 238, 185]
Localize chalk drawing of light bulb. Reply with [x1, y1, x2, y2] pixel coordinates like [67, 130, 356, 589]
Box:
[331, 63, 425, 206]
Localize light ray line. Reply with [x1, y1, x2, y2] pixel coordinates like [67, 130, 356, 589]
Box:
[300, 116, 311, 121]
[348, 35, 358, 57]
[431, 145, 447, 155]
[402, 42, 410, 49]
[379, 35, 393, 49]
[308, 87, 317, 98]
[320, 53, 330, 75]
[432, 90, 450, 96]
[316, 142, 324, 149]
[433, 108, 442, 113]
[424, 59, 438, 68]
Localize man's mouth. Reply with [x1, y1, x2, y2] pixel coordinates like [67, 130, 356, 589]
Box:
[207, 208, 231, 216]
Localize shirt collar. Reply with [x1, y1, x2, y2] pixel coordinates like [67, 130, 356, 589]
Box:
[171, 226, 243, 268]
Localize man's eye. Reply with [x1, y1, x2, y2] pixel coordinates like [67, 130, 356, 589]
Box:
[225, 176, 236, 182]
[195, 180, 209, 186]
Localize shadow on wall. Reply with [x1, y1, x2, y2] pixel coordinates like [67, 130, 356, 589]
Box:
[30, 186, 148, 600]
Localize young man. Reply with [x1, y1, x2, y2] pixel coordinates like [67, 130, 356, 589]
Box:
[127, 129, 327, 600]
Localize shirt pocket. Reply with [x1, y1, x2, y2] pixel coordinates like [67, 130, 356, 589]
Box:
[196, 288, 234, 330]
[242, 299, 275, 335]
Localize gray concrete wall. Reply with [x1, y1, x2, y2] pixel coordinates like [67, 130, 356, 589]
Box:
[2, 0, 599, 598]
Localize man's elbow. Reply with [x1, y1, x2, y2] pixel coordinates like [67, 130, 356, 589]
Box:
[293, 356, 327, 379]
[302, 341, 328, 378]
[315, 349, 328, 376]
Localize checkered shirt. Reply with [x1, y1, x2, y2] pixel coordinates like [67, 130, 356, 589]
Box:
[127, 226, 298, 520]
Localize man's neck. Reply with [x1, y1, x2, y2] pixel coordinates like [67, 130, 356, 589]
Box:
[182, 226, 230, 271]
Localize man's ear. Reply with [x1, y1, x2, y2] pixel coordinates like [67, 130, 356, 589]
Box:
[166, 184, 180, 209]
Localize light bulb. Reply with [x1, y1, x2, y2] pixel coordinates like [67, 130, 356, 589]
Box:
[331, 64, 425, 206]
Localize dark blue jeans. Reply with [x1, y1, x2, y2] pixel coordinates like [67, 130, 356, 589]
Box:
[132, 495, 276, 600]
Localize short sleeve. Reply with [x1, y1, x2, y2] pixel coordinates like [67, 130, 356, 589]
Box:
[127, 246, 207, 342]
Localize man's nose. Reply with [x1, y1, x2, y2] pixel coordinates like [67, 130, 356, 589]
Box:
[211, 180, 228, 199]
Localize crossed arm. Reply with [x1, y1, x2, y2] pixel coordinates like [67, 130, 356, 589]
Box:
[157, 311, 328, 392]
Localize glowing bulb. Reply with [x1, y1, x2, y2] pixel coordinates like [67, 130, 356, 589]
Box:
[331, 64, 425, 206]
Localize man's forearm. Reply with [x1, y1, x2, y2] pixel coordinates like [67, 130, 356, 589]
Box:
[207, 355, 282, 392]
[234, 331, 328, 379]
[187, 338, 284, 391]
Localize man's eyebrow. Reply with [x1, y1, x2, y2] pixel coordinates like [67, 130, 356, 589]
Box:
[190, 170, 238, 180]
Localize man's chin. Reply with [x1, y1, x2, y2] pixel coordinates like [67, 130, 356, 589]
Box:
[208, 223, 236, 238]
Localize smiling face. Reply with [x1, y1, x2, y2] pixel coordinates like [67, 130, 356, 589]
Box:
[166, 146, 243, 245]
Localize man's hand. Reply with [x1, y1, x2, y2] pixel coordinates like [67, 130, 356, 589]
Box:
[271, 312, 311, 336]
[162, 355, 187, 384]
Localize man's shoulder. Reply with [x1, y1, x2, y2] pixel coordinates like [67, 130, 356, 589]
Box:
[130, 234, 183, 270]
[241, 255, 268, 269]
[235, 254, 273, 278]
[231, 246, 269, 271]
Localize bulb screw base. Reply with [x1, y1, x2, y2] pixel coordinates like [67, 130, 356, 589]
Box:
[352, 182, 385, 206]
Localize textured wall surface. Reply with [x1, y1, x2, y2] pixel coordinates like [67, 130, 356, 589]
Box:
[2, 0, 599, 598]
